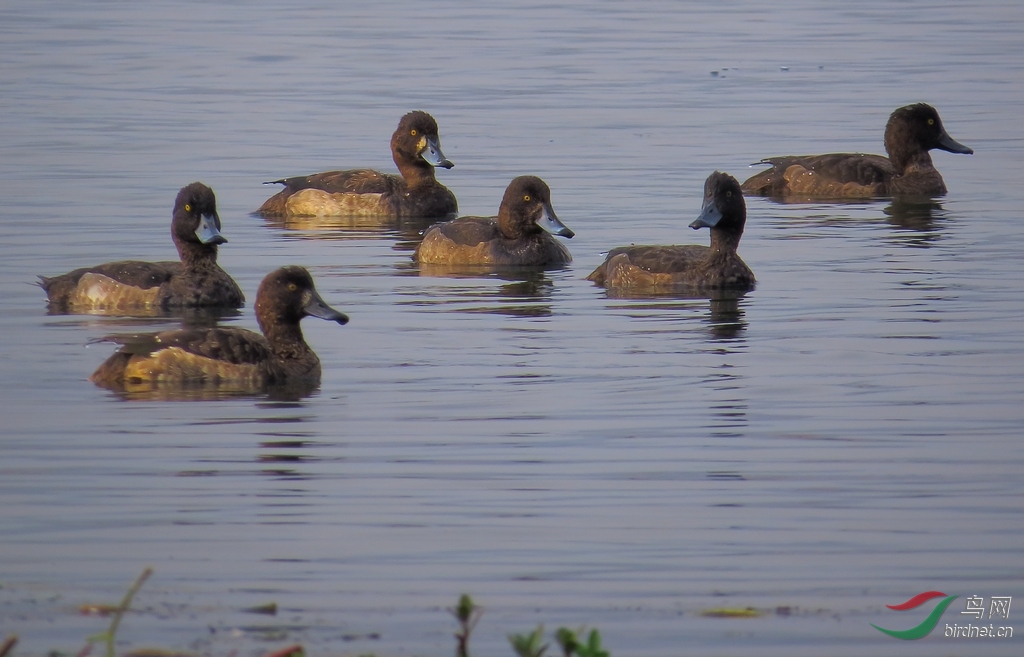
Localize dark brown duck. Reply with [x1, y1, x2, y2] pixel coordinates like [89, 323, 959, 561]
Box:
[741, 104, 973, 198]
[588, 171, 754, 291]
[90, 266, 348, 390]
[413, 176, 574, 267]
[40, 182, 244, 313]
[256, 110, 457, 219]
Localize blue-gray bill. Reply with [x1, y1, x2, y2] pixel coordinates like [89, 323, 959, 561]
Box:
[421, 136, 454, 169]
[536, 204, 574, 238]
[690, 200, 722, 229]
[196, 213, 228, 244]
[937, 130, 973, 155]
[304, 292, 349, 325]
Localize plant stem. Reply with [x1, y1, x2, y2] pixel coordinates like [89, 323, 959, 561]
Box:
[104, 567, 153, 657]
[0, 635, 18, 657]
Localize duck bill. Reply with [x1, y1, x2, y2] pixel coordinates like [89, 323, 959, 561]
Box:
[536, 203, 574, 238]
[690, 200, 722, 229]
[419, 135, 454, 169]
[196, 213, 228, 244]
[304, 291, 349, 325]
[937, 130, 973, 155]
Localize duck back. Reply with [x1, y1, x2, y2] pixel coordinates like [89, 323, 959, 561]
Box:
[589, 245, 753, 290]
[415, 217, 572, 267]
[741, 153, 893, 197]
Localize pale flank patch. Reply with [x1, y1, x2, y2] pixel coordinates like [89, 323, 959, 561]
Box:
[604, 254, 673, 288]
[783, 165, 882, 197]
[415, 231, 497, 265]
[124, 347, 265, 385]
[285, 188, 386, 217]
[71, 273, 161, 310]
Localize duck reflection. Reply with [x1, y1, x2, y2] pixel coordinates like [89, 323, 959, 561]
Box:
[45, 301, 245, 326]
[45, 305, 243, 337]
[883, 198, 948, 246]
[95, 378, 321, 402]
[702, 371, 749, 440]
[602, 287, 749, 342]
[407, 265, 557, 318]
[258, 212, 441, 252]
[755, 195, 949, 246]
[257, 438, 316, 479]
[705, 292, 748, 341]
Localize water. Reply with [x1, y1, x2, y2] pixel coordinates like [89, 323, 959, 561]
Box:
[2, 1, 1023, 655]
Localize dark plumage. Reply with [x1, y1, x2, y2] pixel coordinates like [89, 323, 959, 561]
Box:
[90, 266, 348, 391]
[741, 104, 973, 198]
[587, 172, 754, 291]
[39, 182, 244, 313]
[413, 176, 574, 267]
[256, 110, 457, 219]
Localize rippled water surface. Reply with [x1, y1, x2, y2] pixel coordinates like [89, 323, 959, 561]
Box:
[3, 1, 1024, 655]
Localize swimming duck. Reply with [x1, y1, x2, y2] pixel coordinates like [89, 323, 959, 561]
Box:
[413, 176, 574, 267]
[741, 104, 973, 198]
[257, 110, 457, 218]
[40, 182, 244, 313]
[90, 266, 347, 389]
[587, 171, 754, 291]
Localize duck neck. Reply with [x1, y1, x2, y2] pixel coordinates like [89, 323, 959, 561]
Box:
[175, 239, 220, 271]
[395, 156, 437, 189]
[260, 318, 313, 360]
[498, 204, 541, 240]
[886, 136, 934, 176]
[708, 227, 741, 255]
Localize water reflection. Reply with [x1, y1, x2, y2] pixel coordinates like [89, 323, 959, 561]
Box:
[602, 288, 749, 341]
[882, 198, 948, 246]
[257, 439, 315, 478]
[44, 301, 244, 326]
[749, 194, 878, 207]
[756, 195, 950, 247]
[705, 293, 748, 341]
[258, 212, 440, 249]
[409, 266, 557, 318]
[703, 363, 749, 439]
[92, 377, 321, 402]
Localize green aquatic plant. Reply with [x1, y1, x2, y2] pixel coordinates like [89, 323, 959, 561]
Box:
[555, 627, 579, 656]
[450, 593, 482, 657]
[86, 567, 152, 657]
[508, 624, 548, 657]
[572, 629, 609, 657]
[555, 627, 608, 657]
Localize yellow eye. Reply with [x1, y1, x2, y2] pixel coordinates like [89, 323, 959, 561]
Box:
[927, 118, 935, 125]
[410, 129, 418, 136]
[184, 204, 191, 212]
[288, 283, 297, 292]
[523, 194, 531, 202]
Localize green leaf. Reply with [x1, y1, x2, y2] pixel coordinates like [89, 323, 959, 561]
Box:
[508, 624, 548, 657]
[554, 627, 579, 656]
[575, 629, 609, 657]
[455, 594, 476, 624]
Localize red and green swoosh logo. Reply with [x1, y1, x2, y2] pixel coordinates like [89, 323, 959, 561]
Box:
[872, 591, 959, 639]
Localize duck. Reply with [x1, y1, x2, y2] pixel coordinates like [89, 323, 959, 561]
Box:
[89, 266, 348, 389]
[587, 171, 754, 291]
[413, 176, 574, 267]
[256, 110, 457, 219]
[741, 103, 973, 198]
[40, 182, 244, 313]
